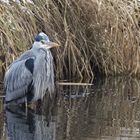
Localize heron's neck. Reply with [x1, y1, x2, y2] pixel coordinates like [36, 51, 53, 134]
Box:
[32, 41, 42, 48]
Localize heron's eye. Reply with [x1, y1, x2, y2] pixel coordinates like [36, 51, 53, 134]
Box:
[41, 40, 45, 44]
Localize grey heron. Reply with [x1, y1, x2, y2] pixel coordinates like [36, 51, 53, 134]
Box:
[4, 32, 59, 105]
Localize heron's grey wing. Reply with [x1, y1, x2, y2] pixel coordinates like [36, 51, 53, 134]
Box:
[4, 58, 34, 102]
[9, 50, 34, 67]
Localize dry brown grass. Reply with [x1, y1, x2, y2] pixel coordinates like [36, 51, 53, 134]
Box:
[0, 0, 140, 81]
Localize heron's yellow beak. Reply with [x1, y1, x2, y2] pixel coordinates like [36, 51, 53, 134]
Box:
[45, 42, 60, 49]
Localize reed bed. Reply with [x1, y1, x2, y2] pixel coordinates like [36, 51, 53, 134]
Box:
[0, 0, 140, 80]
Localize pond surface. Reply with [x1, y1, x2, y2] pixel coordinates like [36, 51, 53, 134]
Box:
[0, 77, 140, 140]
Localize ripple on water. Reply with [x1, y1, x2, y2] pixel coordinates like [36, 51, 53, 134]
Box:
[0, 77, 140, 140]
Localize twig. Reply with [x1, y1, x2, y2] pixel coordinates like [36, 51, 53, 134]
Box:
[57, 82, 93, 86]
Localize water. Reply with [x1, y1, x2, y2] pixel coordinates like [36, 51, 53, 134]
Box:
[0, 77, 140, 140]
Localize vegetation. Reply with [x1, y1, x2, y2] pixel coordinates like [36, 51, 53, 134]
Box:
[0, 0, 140, 80]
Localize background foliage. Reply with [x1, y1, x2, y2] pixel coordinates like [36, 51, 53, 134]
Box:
[0, 0, 140, 81]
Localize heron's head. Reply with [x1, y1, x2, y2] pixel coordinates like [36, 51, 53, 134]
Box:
[32, 32, 59, 49]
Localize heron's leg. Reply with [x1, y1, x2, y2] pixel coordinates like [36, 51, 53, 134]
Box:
[35, 99, 42, 113]
[25, 97, 28, 115]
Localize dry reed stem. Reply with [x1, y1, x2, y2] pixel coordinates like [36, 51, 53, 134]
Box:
[0, 0, 140, 80]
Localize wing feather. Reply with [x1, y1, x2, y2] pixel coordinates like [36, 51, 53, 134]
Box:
[4, 58, 33, 103]
[9, 50, 34, 67]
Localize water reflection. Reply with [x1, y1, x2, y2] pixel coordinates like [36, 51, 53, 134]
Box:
[56, 77, 140, 140]
[5, 106, 56, 140]
[0, 77, 140, 140]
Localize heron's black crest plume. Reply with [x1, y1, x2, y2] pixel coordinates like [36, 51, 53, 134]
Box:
[34, 32, 50, 42]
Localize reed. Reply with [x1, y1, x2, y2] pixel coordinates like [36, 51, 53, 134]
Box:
[0, 0, 140, 80]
